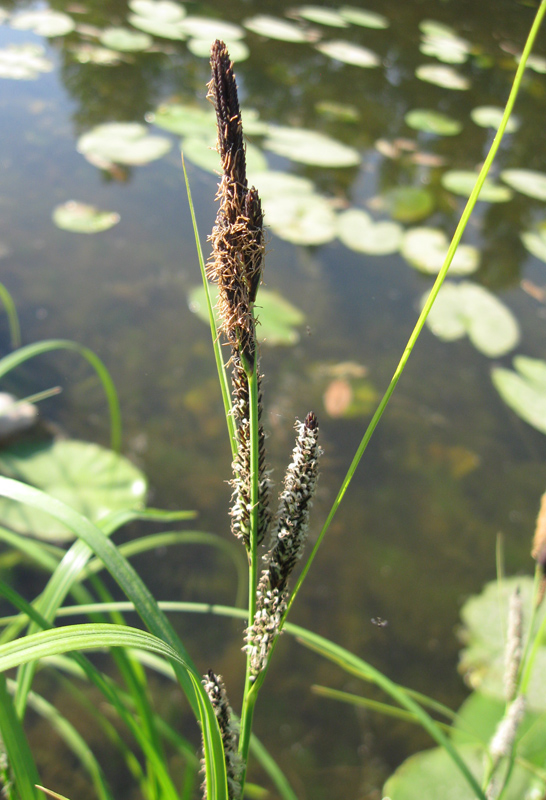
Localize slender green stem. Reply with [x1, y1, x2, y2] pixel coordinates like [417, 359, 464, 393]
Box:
[286, 0, 546, 620]
[0, 282, 21, 350]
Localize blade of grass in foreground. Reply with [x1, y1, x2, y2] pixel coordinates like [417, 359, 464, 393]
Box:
[0, 674, 40, 800]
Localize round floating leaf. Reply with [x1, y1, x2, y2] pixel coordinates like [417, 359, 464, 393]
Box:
[250, 170, 316, 199]
[315, 100, 359, 122]
[415, 64, 470, 90]
[339, 6, 389, 29]
[149, 103, 217, 136]
[383, 744, 487, 800]
[77, 122, 172, 166]
[188, 38, 249, 61]
[337, 209, 402, 254]
[501, 169, 546, 200]
[441, 170, 513, 202]
[492, 356, 546, 435]
[419, 19, 457, 37]
[423, 280, 519, 357]
[470, 105, 520, 133]
[525, 54, 546, 73]
[178, 16, 244, 41]
[243, 15, 310, 42]
[128, 0, 186, 23]
[181, 136, 267, 175]
[70, 44, 123, 65]
[128, 14, 187, 39]
[295, 6, 349, 27]
[403, 228, 479, 274]
[10, 9, 76, 37]
[52, 201, 120, 234]
[264, 193, 337, 245]
[188, 285, 305, 346]
[382, 187, 435, 223]
[521, 227, 546, 263]
[0, 440, 147, 541]
[264, 126, 360, 168]
[99, 26, 152, 51]
[316, 40, 380, 67]
[0, 44, 53, 79]
[419, 32, 471, 64]
[404, 109, 462, 136]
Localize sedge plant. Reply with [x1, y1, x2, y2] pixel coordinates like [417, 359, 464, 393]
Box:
[0, 3, 544, 800]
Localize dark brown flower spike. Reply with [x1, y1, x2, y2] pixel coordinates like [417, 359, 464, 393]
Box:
[201, 670, 242, 800]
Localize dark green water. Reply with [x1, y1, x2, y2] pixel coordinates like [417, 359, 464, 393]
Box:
[2, 0, 546, 797]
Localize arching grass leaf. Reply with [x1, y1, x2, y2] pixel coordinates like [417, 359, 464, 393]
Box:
[470, 106, 520, 133]
[423, 281, 519, 357]
[404, 109, 462, 135]
[189, 285, 305, 345]
[402, 228, 479, 274]
[77, 122, 172, 166]
[243, 15, 310, 42]
[263, 126, 360, 167]
[295, 6, 349, 27]
[441, 170, 513, 202]
[337, 209, 402, 254]
[10, 10, 75, 37]
[99, 27, 152, 51]
[339, 6, 389, 29]
[492, 356, 546, 435]
[415, 64, 470, 90]
[52, 202, 120, 234]
[316, 40, 380, 67]
[500, 169, 546, 200]
[0, 45, 53, 79]
[0, 440, 147, 541]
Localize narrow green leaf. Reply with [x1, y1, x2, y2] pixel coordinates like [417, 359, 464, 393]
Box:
[0, 675, 40, 800]
[0, 281, 21, 349]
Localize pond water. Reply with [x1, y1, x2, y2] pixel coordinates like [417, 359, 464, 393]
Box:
[1, 0, 546, 798]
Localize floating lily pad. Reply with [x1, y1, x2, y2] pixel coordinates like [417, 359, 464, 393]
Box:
[70, 44, 123, 65]
[316, 40, 380, 67]
[0, 440, 147, 541]
[323, 377, 378, 417]
[470, 105, 520, 133]
[501, 169, 546, 200]
[419, 28, 471, 64]
[181, 136, 267, 175]
[315, 101, 359, 122]
[402, 228, 479, 274]
[492, 356, 546, 435]
[128, 14, 187, 39]
[264, 126, 360, 168]
[415, 64, 470, 90]
[149, 103, 217, 136]
[251, 170, 316, 198]
[188, 285, 305, 345]
[178, 16, 244, 41]
[423, 281, 519, 357]
[99, 26, 152, 51]
[52, 201, 120, 234]
[522, 54, 546, 73]
[128, 0, 186, 22]
[188, 38, 249, 61]
[419, 19, 457, 37]
[337, 209, 402, 254]
[405, 109, 462, 136]
[295, 6, 349, 27]
[441, 170, 513, 202]
[0, 44, 53, 80]
[264, 193, 337, 245]
[77, 122, 172, 166]
[243, 15, 310, 42]
[521, 225, 546, 263]
[10, 9, 76, 37]
[339, 6, 389, 29]
[381, 187, 435, 223]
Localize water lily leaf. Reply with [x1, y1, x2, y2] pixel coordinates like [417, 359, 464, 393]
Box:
[250, 170, 316, 198]
[178, 16, 244, 41]
[263, 126, 360, 167]
[404, 109, 462, 136]
[470, 105, 520, 133]
[99, 27, 152, 51]
[181, 136, 267, 175]
[500, 169, 546, 200]
[295, 6, 349, 27]
[423, 281, 519, 357]
[10, 10, 76, 37]
[419, 19, 457, 37]
[264, 193, 337, 245]
[52, 201, 120, 234]
[339, 6, 389, 29]
[441, 170, 513, 202]
[0, 440, 147, 541]
[316, 40, 380, 67]
[492, 356, 546, 435]
[149, 103, 217, 136]
[70, 44, 123, 65]
[187, 38, 250, 62]
[315, 101, 359, 122]
[243, 15, 310, 42]
[0, 44, 53, 79]
[128, 0, 186, 22]
[77, 122, 172, 166]
[128, 14, 187, 39]
[337, 209, 402, 254]
[188, 285, 305, 345]
[415, 64, 470, 90]
[419, 29, 471, 64]
[323, 377, 378, 417]
[381, 187, 435, 223]
[403, 229, 479, 275]
[525, 54, 546, 73]
[521, 226, 546, 263]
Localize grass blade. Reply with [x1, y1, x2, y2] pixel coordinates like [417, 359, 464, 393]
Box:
[0, 281, 21, 349]
[0, 675, 40, 800]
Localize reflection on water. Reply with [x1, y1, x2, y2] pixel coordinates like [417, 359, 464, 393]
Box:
[2, 0, 546, 797]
